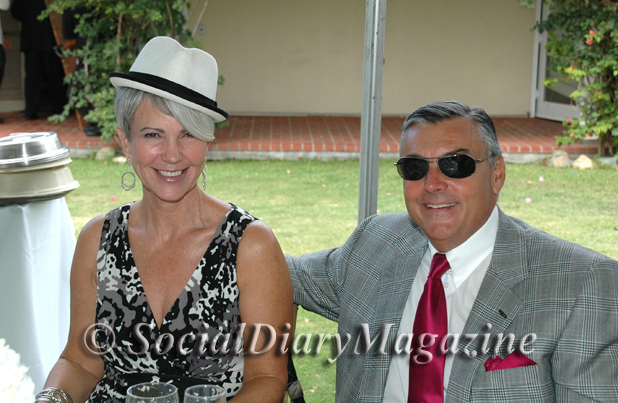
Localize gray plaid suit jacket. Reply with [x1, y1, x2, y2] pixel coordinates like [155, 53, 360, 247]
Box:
[287, 207, 618, 402]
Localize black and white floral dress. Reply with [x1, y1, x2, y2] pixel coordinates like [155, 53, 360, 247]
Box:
[89, 203, 254, 402]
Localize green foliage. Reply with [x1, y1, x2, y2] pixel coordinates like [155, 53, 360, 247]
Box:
[517, 0, 535, 8]
[524, 0, 618, 155]
[44, 0, 200, 141]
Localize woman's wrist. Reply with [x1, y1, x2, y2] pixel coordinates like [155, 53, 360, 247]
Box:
[35, 387, 73, 403]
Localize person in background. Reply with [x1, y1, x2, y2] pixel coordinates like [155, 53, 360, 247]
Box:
[60, 6, 101, 136]
[0, 0, 13, 123]
[37, 36, 292, 403]
[11, 0, 66, 120]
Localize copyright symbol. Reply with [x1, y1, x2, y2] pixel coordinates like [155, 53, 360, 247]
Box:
[84, 323, 116, 356]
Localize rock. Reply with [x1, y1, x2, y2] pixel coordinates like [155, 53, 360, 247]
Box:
[95, 147, 116, 160]
[549, 150, 571, 168]
[572, 154, 594, 169]
[551, 155, 571, 168]
[598, 156, 617, 168]
[112, 155, 127, 164]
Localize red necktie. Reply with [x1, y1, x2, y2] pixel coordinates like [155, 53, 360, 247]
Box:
[408, 253, 450, 403]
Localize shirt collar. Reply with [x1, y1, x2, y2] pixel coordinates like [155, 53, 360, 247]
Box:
[427, 205, 499, 287]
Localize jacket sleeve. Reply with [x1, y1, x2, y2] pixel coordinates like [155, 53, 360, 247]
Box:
[285, 215, 376, 323]
[552, 257, 618, 401]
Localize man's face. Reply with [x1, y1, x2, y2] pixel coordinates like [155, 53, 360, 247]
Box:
[400, 117, 505, 252]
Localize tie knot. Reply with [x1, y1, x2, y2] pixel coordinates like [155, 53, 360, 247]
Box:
[429, 253, 450, 279]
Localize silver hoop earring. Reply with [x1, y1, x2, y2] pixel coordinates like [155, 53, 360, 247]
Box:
[121, 158, 136, 191]
[201, 166, 208, 190]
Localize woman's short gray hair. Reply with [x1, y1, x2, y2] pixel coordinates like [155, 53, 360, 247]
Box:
[114, 87, 215, 142]
[400, 100, 503, 165]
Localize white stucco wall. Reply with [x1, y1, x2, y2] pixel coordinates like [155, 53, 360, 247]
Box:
[190, 0, 535, 117]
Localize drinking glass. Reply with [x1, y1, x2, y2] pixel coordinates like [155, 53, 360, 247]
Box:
[183, 385, 227, 403]
[125, 382, 179, 403]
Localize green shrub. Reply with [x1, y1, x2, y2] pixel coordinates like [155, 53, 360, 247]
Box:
[519, 0, 618, 155]
[44, 0, 198, 141]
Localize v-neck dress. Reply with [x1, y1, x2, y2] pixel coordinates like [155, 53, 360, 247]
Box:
[88, 203, 255, 402]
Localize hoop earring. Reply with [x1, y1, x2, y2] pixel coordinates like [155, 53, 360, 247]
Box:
[202, 166, 208, 190]
[121, 158, 136, 191]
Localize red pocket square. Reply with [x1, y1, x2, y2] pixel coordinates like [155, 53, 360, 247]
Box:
[484, 350, 536, 372]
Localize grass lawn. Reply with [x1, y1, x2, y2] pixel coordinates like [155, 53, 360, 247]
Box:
[65, 157, 618, 402]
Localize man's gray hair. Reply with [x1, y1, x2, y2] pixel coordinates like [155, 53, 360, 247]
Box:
[114, 87, 215, 142]
[400, 100, 502, 165]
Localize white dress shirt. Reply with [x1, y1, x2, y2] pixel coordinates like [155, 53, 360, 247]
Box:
[383, 206, 499, 402]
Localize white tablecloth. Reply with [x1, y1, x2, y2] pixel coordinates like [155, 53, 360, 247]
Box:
[0, 197, 75, 392]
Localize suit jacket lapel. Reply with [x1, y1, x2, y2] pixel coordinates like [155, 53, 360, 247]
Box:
[447, 208, 528, 400]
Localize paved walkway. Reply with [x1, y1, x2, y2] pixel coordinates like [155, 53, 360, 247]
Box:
[0, 111, 603, 159]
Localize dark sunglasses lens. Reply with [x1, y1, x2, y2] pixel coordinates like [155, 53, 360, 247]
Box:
[397, 158, 429, 181]
[438, 155, 476, 178]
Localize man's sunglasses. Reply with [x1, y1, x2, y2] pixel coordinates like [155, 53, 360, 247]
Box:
[394, 154, 490, 181]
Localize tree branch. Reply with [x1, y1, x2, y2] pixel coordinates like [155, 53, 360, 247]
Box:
[116, 12, 123, 69]
[191, 0, 210, 37]
[164, 0, 175, 38]
[600, 0, 618, 10]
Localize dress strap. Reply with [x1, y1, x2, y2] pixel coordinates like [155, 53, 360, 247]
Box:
[97, 204, 130, 261]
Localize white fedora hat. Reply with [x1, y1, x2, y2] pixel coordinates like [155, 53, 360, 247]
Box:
[109, 36, 228, 122]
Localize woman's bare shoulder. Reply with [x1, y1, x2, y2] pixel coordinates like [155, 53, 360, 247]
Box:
[78, 214, 106, 246]
[236, 219, 289, 284]
[239, 219, 280, 251]
[78, 205, 129, 246]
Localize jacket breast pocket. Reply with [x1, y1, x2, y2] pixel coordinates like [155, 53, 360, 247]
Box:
[469, 363, 555, 402]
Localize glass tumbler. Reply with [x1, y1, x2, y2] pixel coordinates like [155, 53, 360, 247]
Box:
[125, 382, 179, 403]
[183, 385, 227, 403]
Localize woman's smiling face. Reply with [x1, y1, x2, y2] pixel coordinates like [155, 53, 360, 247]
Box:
[118, 98, 208, 202]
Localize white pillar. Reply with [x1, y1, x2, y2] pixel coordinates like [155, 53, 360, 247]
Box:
[358, 0, 387, 224]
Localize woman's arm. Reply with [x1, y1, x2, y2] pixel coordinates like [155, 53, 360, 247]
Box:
[41, 216, 106, 403]
[233, 220, 294, 402]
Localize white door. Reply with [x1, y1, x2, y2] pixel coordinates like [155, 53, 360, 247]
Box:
[529, 0, 580, 121]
